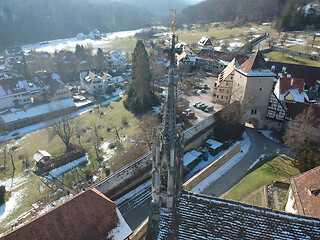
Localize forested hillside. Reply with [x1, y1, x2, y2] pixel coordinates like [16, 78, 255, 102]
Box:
[276, 0, 320, 30]
[179, 0, 287, 25]
[0, 0, 153, 49]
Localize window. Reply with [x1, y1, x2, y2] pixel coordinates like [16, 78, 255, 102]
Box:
[259, 88, 262, 91]
[251, 109, 257, 115]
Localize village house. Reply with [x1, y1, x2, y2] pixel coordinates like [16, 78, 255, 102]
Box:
[88, 29, 101, 40]
[0, 98, 77, 131]
[286, 165, 320, 218]
[274, 76, 309, 103]
[106, 51, 127, 72]
[214, 58, 239, 104]
[198, 36, 213, 50]
[5, 47, 24, 57]
[0, 188, 132, 240]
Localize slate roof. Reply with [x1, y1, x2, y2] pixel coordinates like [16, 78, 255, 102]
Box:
[1, 188, 132, 240]
[290, 165, 320, 218]
[267, 61, 320, 88]
[285, 102, 320, 123]
[157, 191, 320, 239]
[196, 49, 248, 65]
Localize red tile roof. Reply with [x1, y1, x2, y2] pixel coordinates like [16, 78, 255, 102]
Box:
[157, 191, 320, 239]
[1, 188, 124, 240]
[290, 165, 320, 218]
[278, 77, 305, 95]
[237, 50, 267, 74]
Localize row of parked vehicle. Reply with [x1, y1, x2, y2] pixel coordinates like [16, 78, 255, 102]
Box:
[193, 102, 214, 112]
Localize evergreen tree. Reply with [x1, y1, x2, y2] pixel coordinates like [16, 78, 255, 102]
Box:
[124, 40, 160, 114]
[0, 186, 6, 205]
[96, 48, 105, 70]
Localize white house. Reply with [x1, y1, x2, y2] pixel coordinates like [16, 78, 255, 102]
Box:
[106, 51, 127, 72]
[76, 33, 86, 40]
[198, 37, 213, 50]
[274, 77, 309, 103]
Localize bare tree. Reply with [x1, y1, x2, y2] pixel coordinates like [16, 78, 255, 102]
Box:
[50, 116, 78, 152]
[112, 125, 122, 141]
[139, 114, 160, 151]
[0, 140, 8, 169]
[8, 146, 16, 172]
[91, 124, 102, 160]
[283, 106, 319, 159]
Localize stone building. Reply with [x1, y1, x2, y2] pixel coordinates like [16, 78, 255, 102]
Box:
[231, 50, 276, 128]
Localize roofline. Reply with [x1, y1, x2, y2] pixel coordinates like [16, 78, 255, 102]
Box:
[182, 190, 320, 222]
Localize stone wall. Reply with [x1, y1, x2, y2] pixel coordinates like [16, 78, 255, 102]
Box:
[271, 46, 320, 61]
[95, 113, 217, 198]
[182, 142, 241, 191]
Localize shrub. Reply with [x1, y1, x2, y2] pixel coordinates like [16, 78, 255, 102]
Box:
[105, 168, 111, 176]
[85, 170, 93, 181]
[0, 186, 6, 205]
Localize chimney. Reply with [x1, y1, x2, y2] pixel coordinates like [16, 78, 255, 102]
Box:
[291, 78, 294, 86]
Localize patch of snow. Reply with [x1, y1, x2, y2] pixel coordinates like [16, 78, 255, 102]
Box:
[100, 142, 115, 162]
[107, 208, 132, 240]
[191, 132, 251, 193]
[37, 194, 73, 216]
[22, 29, 143, 53]
[48, 156, 88, 179]
[0, 174, 29, 191]
[0, 188, 25, 221]
[260, 130, 281, 143]
[247, 154, 267, 171]
[115, 180, 151, 205]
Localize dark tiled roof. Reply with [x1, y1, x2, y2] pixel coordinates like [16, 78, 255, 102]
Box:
[196, 49, 248, 64]
[285, 102, 320, 122]
[278, 77, 305, 95]
[267, 61, 320, 88]
[157, 191, 320, 239]
[237, 50, 267, 74]
[1, 188, 121, 240]
[291, 165, 320, 218]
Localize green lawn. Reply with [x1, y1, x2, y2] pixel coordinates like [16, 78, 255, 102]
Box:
[264, 50, 320, 67]
[177, 23, 268, 44]
[223, 155, 300, 206]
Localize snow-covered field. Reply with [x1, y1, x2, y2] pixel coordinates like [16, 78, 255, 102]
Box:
[191, 132, 251, 193]
[22, 29, 142, 53]
[0, 174, 30, 191]
[0, 188, 25, 221]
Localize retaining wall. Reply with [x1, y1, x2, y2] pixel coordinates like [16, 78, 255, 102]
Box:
[95, 113, 217, 198]
[182, 142, 241, 191]
[271, 46, 320, 61]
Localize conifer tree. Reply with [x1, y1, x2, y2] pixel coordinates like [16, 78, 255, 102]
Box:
[124, 40, 159, 114]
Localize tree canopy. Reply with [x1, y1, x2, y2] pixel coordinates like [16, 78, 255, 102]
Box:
[124, 40, 160, 114]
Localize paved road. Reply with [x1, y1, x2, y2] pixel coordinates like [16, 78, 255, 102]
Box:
[117, 127, 293, 230]
[202, 127, 293, 197]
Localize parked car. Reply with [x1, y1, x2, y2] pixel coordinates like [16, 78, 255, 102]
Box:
[193, 101, 203, 107]
[203, 84, 209, 89]
[200, 104, 208, 110]
[182, 108, 192, 115]
[186, 112, 195, 118]
[204, 105, 214, 112]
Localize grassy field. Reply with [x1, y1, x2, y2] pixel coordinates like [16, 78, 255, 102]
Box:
[223, 155, 300, 207]
[264, 50, 320, 67]
[177, 23, 272, 45]
[0, 173, 53, 234]
[0, 97, 144, 233]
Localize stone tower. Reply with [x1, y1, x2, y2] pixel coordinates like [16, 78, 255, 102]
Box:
[146, 11, 184, 239]
[151, 10, 184, 210]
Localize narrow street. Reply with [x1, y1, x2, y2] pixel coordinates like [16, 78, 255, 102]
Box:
[202, 127, 293, 197]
